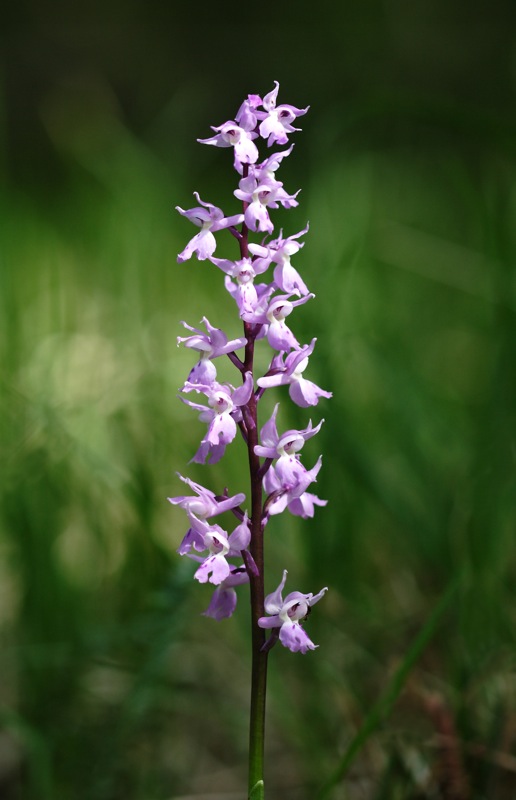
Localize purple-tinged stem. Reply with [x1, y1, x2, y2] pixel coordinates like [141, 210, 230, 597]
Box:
[243, 323, 268, 799]
[239, 191, 268, 799]
[227, 351, 245, 373]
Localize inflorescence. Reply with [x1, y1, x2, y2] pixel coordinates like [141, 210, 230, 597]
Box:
[169, 82, 330, 654]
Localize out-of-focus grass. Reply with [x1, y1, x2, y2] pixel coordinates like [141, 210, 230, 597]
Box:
[1, 84, 516, 799]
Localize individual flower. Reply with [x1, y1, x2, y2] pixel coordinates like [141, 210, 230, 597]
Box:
[203, 566, 250, 620]
[168, 474, 245, 520]
[234, 173, 299, 233]
[244, 293, 314, 352]
[198, 121, 259, 165]
[264, 296, 302, 352]
[233, 142, 294, 179]
[188, 523, 229, 579]
[176, 193, 244, 262]
[180, 372, 254, 464]
[258, 570, 327, 653]
[168, 474, 246, 554]
[209, 256, 270, 318]
[257, 339, 332, 407]
[254, 403, 324, 459]
[256, 145, 295, 180]
[263, 450, 325, 517]
[177, 317, 247, 384]
[249, 226, 310, 297]
[193, 515, 251, 585]
[256, 82, 309, 146]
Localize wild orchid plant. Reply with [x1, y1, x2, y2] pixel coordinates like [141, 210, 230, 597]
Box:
[169, 82, 331, 799]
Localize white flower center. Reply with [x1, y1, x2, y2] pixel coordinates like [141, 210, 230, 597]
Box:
[209, 391, 233, 415]
[292, 356, 309, 379]
[206, 531, 229, 556]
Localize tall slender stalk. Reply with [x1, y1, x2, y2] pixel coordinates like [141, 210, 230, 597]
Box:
[171, 83, 329, 800]
[240, 206, 268, 797]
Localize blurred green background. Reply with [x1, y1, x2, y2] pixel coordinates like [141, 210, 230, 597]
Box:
[1, 1, 516, 798]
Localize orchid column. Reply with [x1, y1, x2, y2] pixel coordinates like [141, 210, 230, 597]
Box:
[169, 82, 331, 799]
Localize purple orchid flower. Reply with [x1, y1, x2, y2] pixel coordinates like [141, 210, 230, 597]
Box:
[176, 193, 244, 262]
[258, 570, 327, 653]
[178, 518, 228, 560]
[168, 473, 245, 520]
[198, 121, 259, 166]
[243, 293, 314, 352]
[168, 474, 246, 554]
[234, 143, 294, 179]
[256, 145, 295, 180]
[264, 296, 303, 352]
[203, 566, 250, 620]
[254, 404, 324, 459]
[256, 82, 309, 147]
[209, 256, 270, 318]
[180, 372, 254, 463]
[234, 173, 299, 233]
[263, 450, 325, 518]
[225, 278, 274, 322]
[177, 317, 247, 384]
[257, 339, 332, 407]
[192, 514, 251, 585]
[249, 225, 310, 297]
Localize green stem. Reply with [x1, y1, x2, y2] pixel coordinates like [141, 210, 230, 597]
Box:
[248, 601, 268, 797]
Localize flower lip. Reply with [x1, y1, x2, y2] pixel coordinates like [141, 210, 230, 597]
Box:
[209, 391, 233, 414]
[277, 433, 305, 454]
